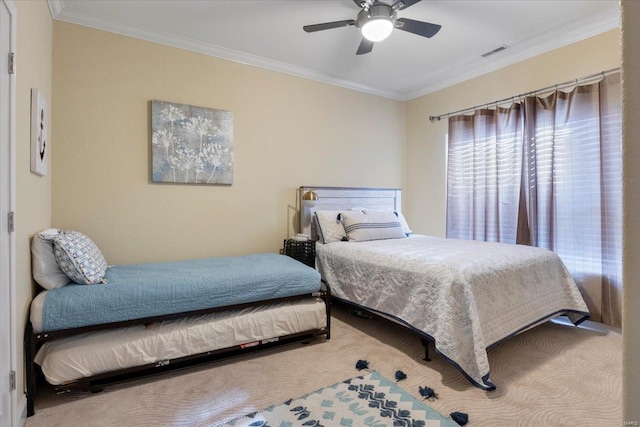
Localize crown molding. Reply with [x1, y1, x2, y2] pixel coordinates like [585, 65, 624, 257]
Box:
[47, 0, 63, 18]
[48, 1, 405, 101]
[48, 0, 619, 102]
[404, 13, 620, 100]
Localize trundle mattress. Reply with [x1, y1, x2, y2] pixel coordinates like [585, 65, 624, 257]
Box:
[35, 296, 327, 385]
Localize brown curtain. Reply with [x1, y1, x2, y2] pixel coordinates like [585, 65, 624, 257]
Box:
[447, 73, 622, 327]
[447, 104, 523, 243]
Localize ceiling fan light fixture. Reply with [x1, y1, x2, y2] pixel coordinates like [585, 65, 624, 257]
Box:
[357, 3, 396, 42]
[362, 18, 393, 41]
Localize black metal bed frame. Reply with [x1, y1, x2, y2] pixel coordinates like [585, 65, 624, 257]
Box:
[25, 283, 331, 417]
[333, 297, 433, 362]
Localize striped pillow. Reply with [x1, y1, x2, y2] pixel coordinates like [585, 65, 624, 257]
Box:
[363, 209, 412, 236]
[341, 211, 406, 242]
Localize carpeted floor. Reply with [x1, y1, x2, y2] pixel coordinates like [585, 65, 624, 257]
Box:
[25, 304, 621, 427]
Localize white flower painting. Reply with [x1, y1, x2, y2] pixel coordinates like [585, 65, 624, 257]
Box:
[151, 100, 233, 184]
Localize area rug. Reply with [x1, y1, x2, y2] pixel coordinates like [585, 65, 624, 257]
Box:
[217, 370, 458, 427]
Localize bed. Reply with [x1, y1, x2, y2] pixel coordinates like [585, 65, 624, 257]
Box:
[299, 186, 589, 390]
[26, 229, 330, 416]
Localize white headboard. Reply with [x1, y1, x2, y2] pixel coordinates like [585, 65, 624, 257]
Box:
[298, 186, 402, 239]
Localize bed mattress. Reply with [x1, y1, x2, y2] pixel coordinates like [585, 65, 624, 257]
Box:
[316, 234, 589, 390]
[31, 253, 321, 333]
[35, 296, 327, 385]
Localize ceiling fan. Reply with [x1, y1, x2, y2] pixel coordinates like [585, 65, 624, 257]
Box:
[303, 0, 441, 55]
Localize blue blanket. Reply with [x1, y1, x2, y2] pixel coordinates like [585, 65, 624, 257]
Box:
[41, 253, 321, 332]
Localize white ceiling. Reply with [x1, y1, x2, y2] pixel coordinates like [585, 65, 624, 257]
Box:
[49, 0, 620, 101]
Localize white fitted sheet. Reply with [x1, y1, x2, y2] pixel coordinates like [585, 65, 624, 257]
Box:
[35, 297, 326, 385]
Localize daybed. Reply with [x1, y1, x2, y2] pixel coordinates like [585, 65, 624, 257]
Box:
[26, 229, 330, 416]
[299, 186, 589, 390]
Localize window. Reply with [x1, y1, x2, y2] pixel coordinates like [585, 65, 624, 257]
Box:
[446, 73, 622, 327]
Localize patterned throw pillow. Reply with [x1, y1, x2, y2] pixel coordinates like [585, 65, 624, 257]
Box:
[314, 210, 347, 243]
[341, 211, 407, 242]
[53, 231, 108, 285]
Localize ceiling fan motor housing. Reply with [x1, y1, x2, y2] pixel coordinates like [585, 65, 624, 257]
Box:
[357, 3, 397, 29]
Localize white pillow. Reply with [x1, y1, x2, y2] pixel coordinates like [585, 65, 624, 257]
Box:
[363, 209, 412, 236]
[314, 210, 347, 244]
[311, 214, 323, 242]
[341, 211, 406, 242]
[31, 229, 71, 290]
[53, 231, 108, 285]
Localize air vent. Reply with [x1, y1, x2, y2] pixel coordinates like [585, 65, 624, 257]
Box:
[481, 45, 508, 58]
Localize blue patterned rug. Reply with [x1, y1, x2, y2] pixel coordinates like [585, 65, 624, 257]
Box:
[218, 370, 459, 427]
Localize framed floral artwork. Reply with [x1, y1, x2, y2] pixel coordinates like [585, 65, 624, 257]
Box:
[151, 100, 233, 185]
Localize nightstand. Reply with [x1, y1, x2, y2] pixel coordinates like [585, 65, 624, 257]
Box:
[283, 238, 315, 268]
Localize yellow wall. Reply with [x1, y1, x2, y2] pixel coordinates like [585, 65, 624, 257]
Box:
[405, 29, 621, 238]
[51, 22, 406, 265]
[621, 0, 640, 422]
[15, 0, 52, 412]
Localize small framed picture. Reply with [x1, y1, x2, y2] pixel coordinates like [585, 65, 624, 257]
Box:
[31, 89, 47, 176]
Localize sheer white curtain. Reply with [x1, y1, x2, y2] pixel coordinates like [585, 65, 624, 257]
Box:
[446, 73, 622, 327]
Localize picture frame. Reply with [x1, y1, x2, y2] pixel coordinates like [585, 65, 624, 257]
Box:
[151, 100, 233, 185]
[30, 89, 48, 176]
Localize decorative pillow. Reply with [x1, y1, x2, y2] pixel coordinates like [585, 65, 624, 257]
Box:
[311, 214, 323, 242]
[363, 209, 412, 236]
[314, 210, 347, 244]
[341, 211, 406, 242]
[53, 231, 108, 285]
[31, 229, 71, 290]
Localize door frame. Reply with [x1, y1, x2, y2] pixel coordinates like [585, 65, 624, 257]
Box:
[0, 0, 18, 425]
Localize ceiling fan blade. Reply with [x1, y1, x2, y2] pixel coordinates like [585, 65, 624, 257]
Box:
[303, 19, 357, 33]
[352, 0, 371, 9]
[395, 17, 441, 38]
[394, 0, 422, 10]
[356, 38, 374, 55]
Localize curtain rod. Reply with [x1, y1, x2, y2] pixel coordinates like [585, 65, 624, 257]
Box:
[428, 67, 621, 123]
